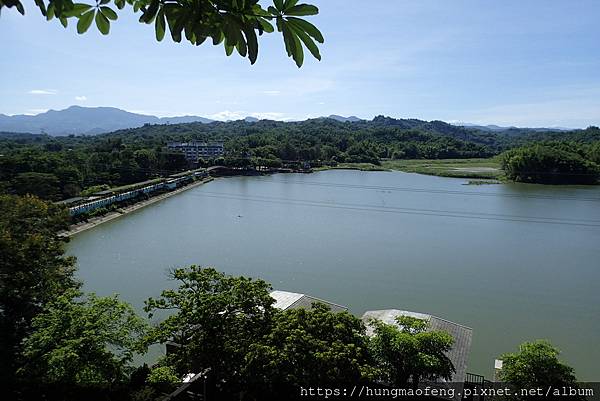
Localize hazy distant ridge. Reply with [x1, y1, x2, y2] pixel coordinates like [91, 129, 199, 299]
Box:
[0, 106, 214, 136]
[0, 106, 577, 136]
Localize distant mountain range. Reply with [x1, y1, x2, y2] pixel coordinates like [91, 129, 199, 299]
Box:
[453, 122, 572, 132]
[0, 106, 575, 137]
[326, 115, 363, 122]
[0, 106, 214, 136]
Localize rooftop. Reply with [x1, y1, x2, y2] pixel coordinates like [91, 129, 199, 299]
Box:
[361, 309, 473, 384]
[56, 196, 85, 205]
[167, 141, 224, 146]
[270, 290, 348, 313]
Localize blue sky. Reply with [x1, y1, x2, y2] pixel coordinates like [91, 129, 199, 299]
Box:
[1, 0, 599, 127]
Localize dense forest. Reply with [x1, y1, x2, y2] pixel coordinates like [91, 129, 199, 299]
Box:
[501, 142, 600, 184]
[1, 117, 600, 200]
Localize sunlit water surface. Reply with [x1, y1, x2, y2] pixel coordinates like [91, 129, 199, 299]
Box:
[66, 170, 600, 379]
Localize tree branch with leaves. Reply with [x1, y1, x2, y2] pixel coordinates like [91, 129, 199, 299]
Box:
[0, 0, 324, 66]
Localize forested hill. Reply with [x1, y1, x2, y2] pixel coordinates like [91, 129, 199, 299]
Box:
[101, 115, 599, 152]
[1, 117, 599, 200]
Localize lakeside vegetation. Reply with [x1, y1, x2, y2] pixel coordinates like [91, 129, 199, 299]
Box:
[2, 119, 600, 203]
[501, 142, 600, 185]
[316, 159, 503, 180]
[383, 158, 503, 179]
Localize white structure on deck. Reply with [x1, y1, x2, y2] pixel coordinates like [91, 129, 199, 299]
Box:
[362, 309, 473, 385]
[270, 290, 348, 313]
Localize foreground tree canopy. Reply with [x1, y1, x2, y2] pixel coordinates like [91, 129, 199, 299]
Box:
[0, 0, 324, 67]
[245, 303, 373, 389]
[143, 266, 457, 399]
[143, 266, 277, 394]
[0, 195, 78, 382]
[499, 340, 583, 401]
[20, 289, 148, 385]
[368, 316, 454, 388]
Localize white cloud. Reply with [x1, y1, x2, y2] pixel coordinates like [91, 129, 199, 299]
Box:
[250, 112, 286, 120]
[28, 89, 58, 95]
[24, 109, 49, 115]
[209, 110, 288, 121]
[75, 96, 87, 101]
[262, 90, 281, 96]
[209, 110, 245, 120]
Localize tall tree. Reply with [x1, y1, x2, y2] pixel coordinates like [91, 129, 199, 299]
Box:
[12, 172, 62, 200]
[501, 144, 600, 184]
[0, 195, 79, 381]
[499, 340, 582, 401]
[368, 316, 455, 388]
[0, 0, 324, 67]
[143, 266, 276, 395]
[244, 303, 373, 396]
[19, 290, 148, 385]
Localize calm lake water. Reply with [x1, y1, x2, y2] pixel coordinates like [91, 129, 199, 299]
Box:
[66, 170, 600, 380]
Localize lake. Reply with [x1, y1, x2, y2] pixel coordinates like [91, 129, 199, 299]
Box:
[66, 170, 600, 380]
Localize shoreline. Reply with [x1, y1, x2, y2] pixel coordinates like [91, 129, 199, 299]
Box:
[60, 160, 586, 238]
[61, 177, 214, 237]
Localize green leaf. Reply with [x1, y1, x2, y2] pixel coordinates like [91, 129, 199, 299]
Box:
[115, 0, 125, 10]
[100, 6, 117, 21]
[34, 0, 47, 16]
[283, 0, 298, 11]
[100, 0, 110, 4]
[184, 21, 195, 42]
[69, 3, 93, 16]
[284, 4, 318, 16]
[140, 0, 159, 24]
[235, 34, 247, 57]
[290, 29, 303, 67]
[59, 17, 68, 27]
[267, 6, 278, 15]
[167, 13, 186, 43]
[155, 9, 166, 41]
[282, 21, 303, 66]
[232, 0, 246, 9]
[287, 17, 323, 42]
[282, 28, 292, 56]
[15, 1, 25, 15]
[243, 27, 258, 64]
[76, 10, 95, 34]
[47, 3, 56, 20]
[223, 15, 245, 53]
[95, 10, 110, 35]
[194, 33, 207, 46]
[225, 44, 235, 56]
[274, 0, 284, 11]
[251, 4, 271, 17]
[288, 21, 320, 60]
[71, 3, 92, 15]
[258, 18, 274, 34]
[211, 30, 225, 46]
